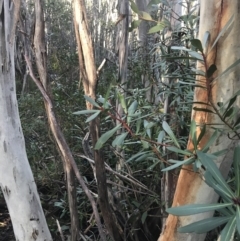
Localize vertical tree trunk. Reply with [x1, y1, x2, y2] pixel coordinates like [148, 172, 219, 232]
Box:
[0, 1, 52, 240]
[159, 1, 240, 241]
[73, 0, 123, 240]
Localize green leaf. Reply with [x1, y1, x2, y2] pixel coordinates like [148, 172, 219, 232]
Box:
[140, 11, 152, 21]
[178, 216, 231, 234]
[190, 120, 197, 150]
[223, 95, 237, 117]
[118, 93, 127, 113]
[130, 0, 139, 13]
[187, 51, 204, 61]
[236, 206, 240, 235]
[95, 124, 121, 150]
[126, 151, 152, 163]
[112, 132, 128, 147]
[197, 151, 234, 197]
[166, 146, 192, 156]
[202, 31, 210, 51]
[148, 23, 164, 34]
[220, 216, 236, 241]
[84, 95, 100, 108]
[197, 124, 206, 145]
[201, 130, 219, 152]
[85, 110, 101, 122]
[135, 152, 153, 162]
[141, 211, 148, 224]
[207, 64, 217, 78]
[223, 107, 234, 119]
[97, 97, 111, 108]
[136, 119, 142, 134]
[162, 156, 195, 172]
[167, 203, 232, 216]
[127, 100, 138, 124]
[157, 130, 165, 143]
[234, 116, 240, 127]
[193, 107, 216, 114]
[204, 171, 233, 200]
[190, 39, 203, 52]
[210, 15, 234, 52]
[162, 121, 180, 148]
[129, 20, 142, 32]
[144, 120, 153, 138]
[234, 147, 240, 196]
[141, 140, 150, 149]
[211, 149, 228, 157]
[73, 110, 100, 115]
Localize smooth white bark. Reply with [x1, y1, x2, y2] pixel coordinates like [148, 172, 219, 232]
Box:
[0, 1, 52, 240]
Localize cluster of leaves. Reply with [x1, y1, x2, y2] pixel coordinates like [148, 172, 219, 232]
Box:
[75, 4, 240, 241]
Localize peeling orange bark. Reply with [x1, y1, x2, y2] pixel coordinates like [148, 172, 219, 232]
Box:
[159, 1, 240, 241]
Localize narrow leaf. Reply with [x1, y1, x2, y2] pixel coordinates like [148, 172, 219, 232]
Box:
[201, 130, 219, 152]
[73, 110, 100, 115]
[118, 93, 127, 114]
[166, 146, 192, 156]
[234, 147, 240, 196]
[202, 31, 210, 50]
[162, 157, 194, 172]
[157, 130, 165, 143]
[190, 120, 197, 150]
[140, 11, 152, 21]
[236, 206, 240, 235]
[126, 151, 151, 163]
[86, 110, 101, 122]
[178, 216, 231, 234]
[223, 107, 234, 119]
[220, 216, 236, 241]
[162, 121, 180, 148]
[84, 95, 100, 108]
[167, 203, 232, 216]
[141, 211, 148, 224]
[148, 23, 164, 34]
[204, 171, 234, 200]
[144, 120, 152, 138]
[197, 124, 206, 145]
[197, 151, 234, 197]
[112, 132, 128, 147]
[95, 124, 121, 150]
[223, 95, 237, 117]
[127, 100, 138, 124]
[130, 0, 139, 13]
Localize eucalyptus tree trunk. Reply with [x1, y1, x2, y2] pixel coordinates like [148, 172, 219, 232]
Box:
[159, 1, 240, 240]
[0, 1, 52, 240]
[73, 0, 123, 240]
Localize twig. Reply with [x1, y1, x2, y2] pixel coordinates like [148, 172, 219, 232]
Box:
[56, 219, 65, 241]
[76, 154, 157, 195]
